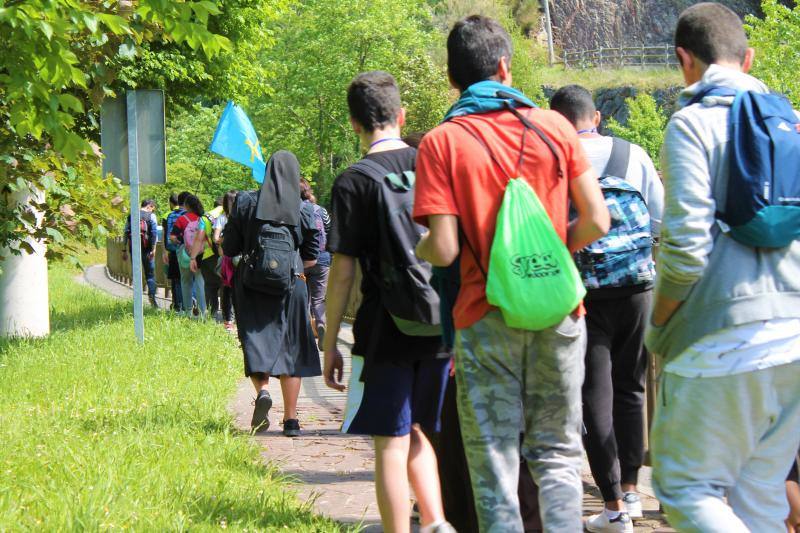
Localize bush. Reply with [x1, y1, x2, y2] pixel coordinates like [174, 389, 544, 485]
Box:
[606, 93, 668, 168]
[746, 0, 800, 107]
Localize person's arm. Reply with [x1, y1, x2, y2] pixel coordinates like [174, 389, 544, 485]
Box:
[300, 203, 320, 269]
[322, 254, 356, 391]
[415, 214, 459, 267]
[567, 167, 610, 253]
[639, 149, 665, 239]
[651, 116, 715, 326]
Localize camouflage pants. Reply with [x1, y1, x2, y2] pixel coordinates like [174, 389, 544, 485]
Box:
[455, 311, 586, 532]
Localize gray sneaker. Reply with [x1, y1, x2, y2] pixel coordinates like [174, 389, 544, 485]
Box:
[622, 492, 643, 518]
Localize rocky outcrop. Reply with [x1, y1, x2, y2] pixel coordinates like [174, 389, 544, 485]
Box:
[549, 0, 761, 53]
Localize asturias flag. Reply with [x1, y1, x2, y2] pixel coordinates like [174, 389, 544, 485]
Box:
[209, 101, 267, 182]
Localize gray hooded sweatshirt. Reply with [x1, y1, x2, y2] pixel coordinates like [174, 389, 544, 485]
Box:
[645, 65, 800, 362]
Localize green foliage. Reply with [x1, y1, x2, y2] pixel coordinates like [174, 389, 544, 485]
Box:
[746, 0, 800, 107]
[606, 93, 668, 167]
[0, 264, 346, 530]
[253, 0, 451, 204]
[0, 0, 234, 265]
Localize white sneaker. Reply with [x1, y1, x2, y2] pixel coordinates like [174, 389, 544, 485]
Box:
[622, 492, 643, 518]
[585, 510, 633, 533]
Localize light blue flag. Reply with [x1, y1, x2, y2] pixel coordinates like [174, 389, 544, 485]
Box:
[209, 101, 266, 182]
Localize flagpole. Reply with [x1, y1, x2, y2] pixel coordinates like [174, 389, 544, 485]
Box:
[194, 151, 212, 195]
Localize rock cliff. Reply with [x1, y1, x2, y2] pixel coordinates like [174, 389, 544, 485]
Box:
[550, 0, 762, 52]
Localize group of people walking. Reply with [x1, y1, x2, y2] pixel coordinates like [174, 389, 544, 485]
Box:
[122, 3, 800, 532]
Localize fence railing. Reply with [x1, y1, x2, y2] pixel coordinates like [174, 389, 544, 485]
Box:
[106, 236, 361, 319]
[106, 237, 172, 291]
[561, 44, 678, 69]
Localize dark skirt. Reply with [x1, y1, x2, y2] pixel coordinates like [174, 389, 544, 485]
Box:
[233, 274, 321, 378]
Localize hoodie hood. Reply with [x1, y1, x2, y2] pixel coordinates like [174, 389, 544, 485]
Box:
[678, 64, 769, 108]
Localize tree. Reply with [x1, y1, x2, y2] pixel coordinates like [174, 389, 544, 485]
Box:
[606, 93, 668, 168]
[252, 0, 451, 204]
[0, 0, 242, 263]
[746, 0, 800, 107]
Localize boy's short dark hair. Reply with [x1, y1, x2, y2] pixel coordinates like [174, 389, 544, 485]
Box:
[141, 199, 155, 209]
[675, 2, 748, 66]
[447, 15, 513, 91]
[549, 85, 596, 127]
[177, 191, 190, 206]
[347, 71, 402, 132]
[168, 193, 179, 206]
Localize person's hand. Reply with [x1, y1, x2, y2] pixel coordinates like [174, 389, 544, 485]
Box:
[162, 251, 169, 265]
[189, 257, 198, 273]
[148, 251, 155, 261]
[323, 346, 346, 392]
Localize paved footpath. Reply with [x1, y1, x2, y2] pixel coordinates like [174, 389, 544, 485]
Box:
[84, 264, 674, 532]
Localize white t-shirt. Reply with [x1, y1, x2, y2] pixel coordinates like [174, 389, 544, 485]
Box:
[580, 136, 664, 237]
[664, 318, 800, 378]
[213, 213, 228, 232]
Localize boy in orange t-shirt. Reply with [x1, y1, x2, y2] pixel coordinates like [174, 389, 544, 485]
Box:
[414, 15, 609, 532]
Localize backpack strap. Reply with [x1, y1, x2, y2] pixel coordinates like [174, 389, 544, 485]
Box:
[350, 159, 415, 191]
[603, 137, 631, 178]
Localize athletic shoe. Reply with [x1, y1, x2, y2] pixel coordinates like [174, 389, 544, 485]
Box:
[316, 324, 325, 351]
[622, 492, 643, 519]
[223, 321, 235, 332]
[419, 521, 457, 533]
[282, 418, 300, 437]
[251, 390, 272, 432]
[411, 501, 420, 522]
[149, 294, 158, 308]
[585, 511, 633, 533]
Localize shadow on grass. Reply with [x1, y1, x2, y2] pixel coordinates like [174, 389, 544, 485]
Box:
[184, 493, 351, 532]
[50, 296, 133, 333]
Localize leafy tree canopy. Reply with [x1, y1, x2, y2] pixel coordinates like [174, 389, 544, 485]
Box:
[746, 0, 800, 107]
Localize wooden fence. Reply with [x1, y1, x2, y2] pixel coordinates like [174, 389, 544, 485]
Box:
[106, 237, 172, 293]
[562, 44, 678, 69]
[106, 236, 361, 319]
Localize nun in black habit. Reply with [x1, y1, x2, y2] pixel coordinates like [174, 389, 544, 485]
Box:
[222, 150, 322, 436]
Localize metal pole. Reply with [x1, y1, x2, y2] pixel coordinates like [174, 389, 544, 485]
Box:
[543, 0, 555, 66]
[127, 91, 145, 343]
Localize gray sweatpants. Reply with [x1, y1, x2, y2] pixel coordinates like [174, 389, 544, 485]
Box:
[455, 311, 586, 532]
[651, 362, 800, 532]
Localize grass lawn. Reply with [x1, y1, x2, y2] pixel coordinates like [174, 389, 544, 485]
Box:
[0, 262, 345, 531]
[539, 66, 683, 91]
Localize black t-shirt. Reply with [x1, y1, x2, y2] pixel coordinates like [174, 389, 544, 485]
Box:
[329, 147, 441, 366]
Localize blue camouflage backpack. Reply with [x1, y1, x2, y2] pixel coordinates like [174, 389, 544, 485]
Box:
[574, 138, 655, 289]
[688, 87, 800, 248]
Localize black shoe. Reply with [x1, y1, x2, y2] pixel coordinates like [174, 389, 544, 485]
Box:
[282, 418, 300, 437]
[316, 324, 325, 351]
[149, 295, 158, 308]
[251, 390, 272, 432]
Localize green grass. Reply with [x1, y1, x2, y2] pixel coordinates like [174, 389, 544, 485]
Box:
[539, 66, 683, 91]
[0, 263, 345, 531]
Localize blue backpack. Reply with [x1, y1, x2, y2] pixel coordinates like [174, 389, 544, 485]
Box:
[574, 138, 655, 289]
[688, 87, 800, 248]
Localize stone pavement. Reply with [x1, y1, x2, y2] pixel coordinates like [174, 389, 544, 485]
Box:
[84, 264, 674, 532]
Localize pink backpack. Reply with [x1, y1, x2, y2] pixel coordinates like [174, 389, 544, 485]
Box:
[182, 215, 205, 253]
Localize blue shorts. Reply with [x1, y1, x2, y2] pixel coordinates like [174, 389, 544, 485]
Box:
[342, 355, 450, 437]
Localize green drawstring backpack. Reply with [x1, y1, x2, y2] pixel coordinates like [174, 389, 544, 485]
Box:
[454, 106, 586, 330]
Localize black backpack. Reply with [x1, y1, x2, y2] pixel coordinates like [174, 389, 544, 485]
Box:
[239, 193, 298, 296]
[350, 158, 441, 336]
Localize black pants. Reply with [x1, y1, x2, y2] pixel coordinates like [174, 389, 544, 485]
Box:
[582, 289, 651, 502]
[432, 375, 542, 532]
[221, 285, 234, 322]
[201, 256, 221, 315]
